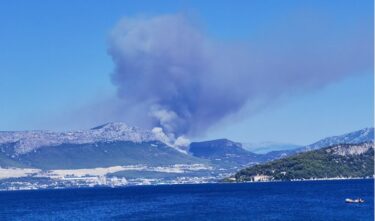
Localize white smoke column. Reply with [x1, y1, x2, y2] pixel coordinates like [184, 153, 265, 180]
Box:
[108, 13, 372, 139]
[151, 127, 189, 152]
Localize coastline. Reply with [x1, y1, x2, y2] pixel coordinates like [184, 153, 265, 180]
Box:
[0, 177, 373, 192]
[229, 177, 375, 183]
[224, 176, 375, 184]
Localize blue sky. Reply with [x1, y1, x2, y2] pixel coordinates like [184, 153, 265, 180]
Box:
[0, 0, 373, 145]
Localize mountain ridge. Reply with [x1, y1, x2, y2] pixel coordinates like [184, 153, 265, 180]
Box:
[0, 122, 167, 154]
[1, 124, 373, 171]
[300, 127, 374, 152]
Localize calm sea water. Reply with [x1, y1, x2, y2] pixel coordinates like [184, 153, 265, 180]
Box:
[0, 179, 373, 221]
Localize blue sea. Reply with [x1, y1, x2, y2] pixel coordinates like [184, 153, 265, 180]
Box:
[0, 179, 373, 221]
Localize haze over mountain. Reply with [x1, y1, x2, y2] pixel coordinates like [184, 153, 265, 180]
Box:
[242, 142, 302, 154]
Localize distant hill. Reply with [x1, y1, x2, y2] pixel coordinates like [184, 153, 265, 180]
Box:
[188, 139, 297, 168]
[256, 128, 375, 158]
[242, 142, 302, 154]
[241, 128, 374, 155]
[189, 139, 260, 168]
[232, 142, 374, 182]
[301, 128, 374, 152]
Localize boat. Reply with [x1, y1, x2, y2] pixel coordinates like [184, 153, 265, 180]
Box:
[345, 198, 365, 203]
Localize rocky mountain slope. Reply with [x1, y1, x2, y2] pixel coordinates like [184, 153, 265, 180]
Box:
[0, 122, 168, 154]
[301, 128, 374, 151]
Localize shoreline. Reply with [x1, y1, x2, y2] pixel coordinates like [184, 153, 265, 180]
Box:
[228, 176, 375, 184]
[0, 177, 373, 192]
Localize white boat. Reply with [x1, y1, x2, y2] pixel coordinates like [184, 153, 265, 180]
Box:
[345, 198, 364, 203]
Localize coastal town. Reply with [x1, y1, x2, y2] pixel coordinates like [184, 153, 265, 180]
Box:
[0, 164, 233, 191]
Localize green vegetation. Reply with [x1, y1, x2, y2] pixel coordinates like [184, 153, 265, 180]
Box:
[233, 143, 374, 181]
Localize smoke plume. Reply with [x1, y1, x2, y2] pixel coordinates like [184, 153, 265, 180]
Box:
[108, 14, 373, 139]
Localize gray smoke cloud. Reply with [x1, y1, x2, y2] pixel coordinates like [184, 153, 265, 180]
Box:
[108, 13, 373, 139]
